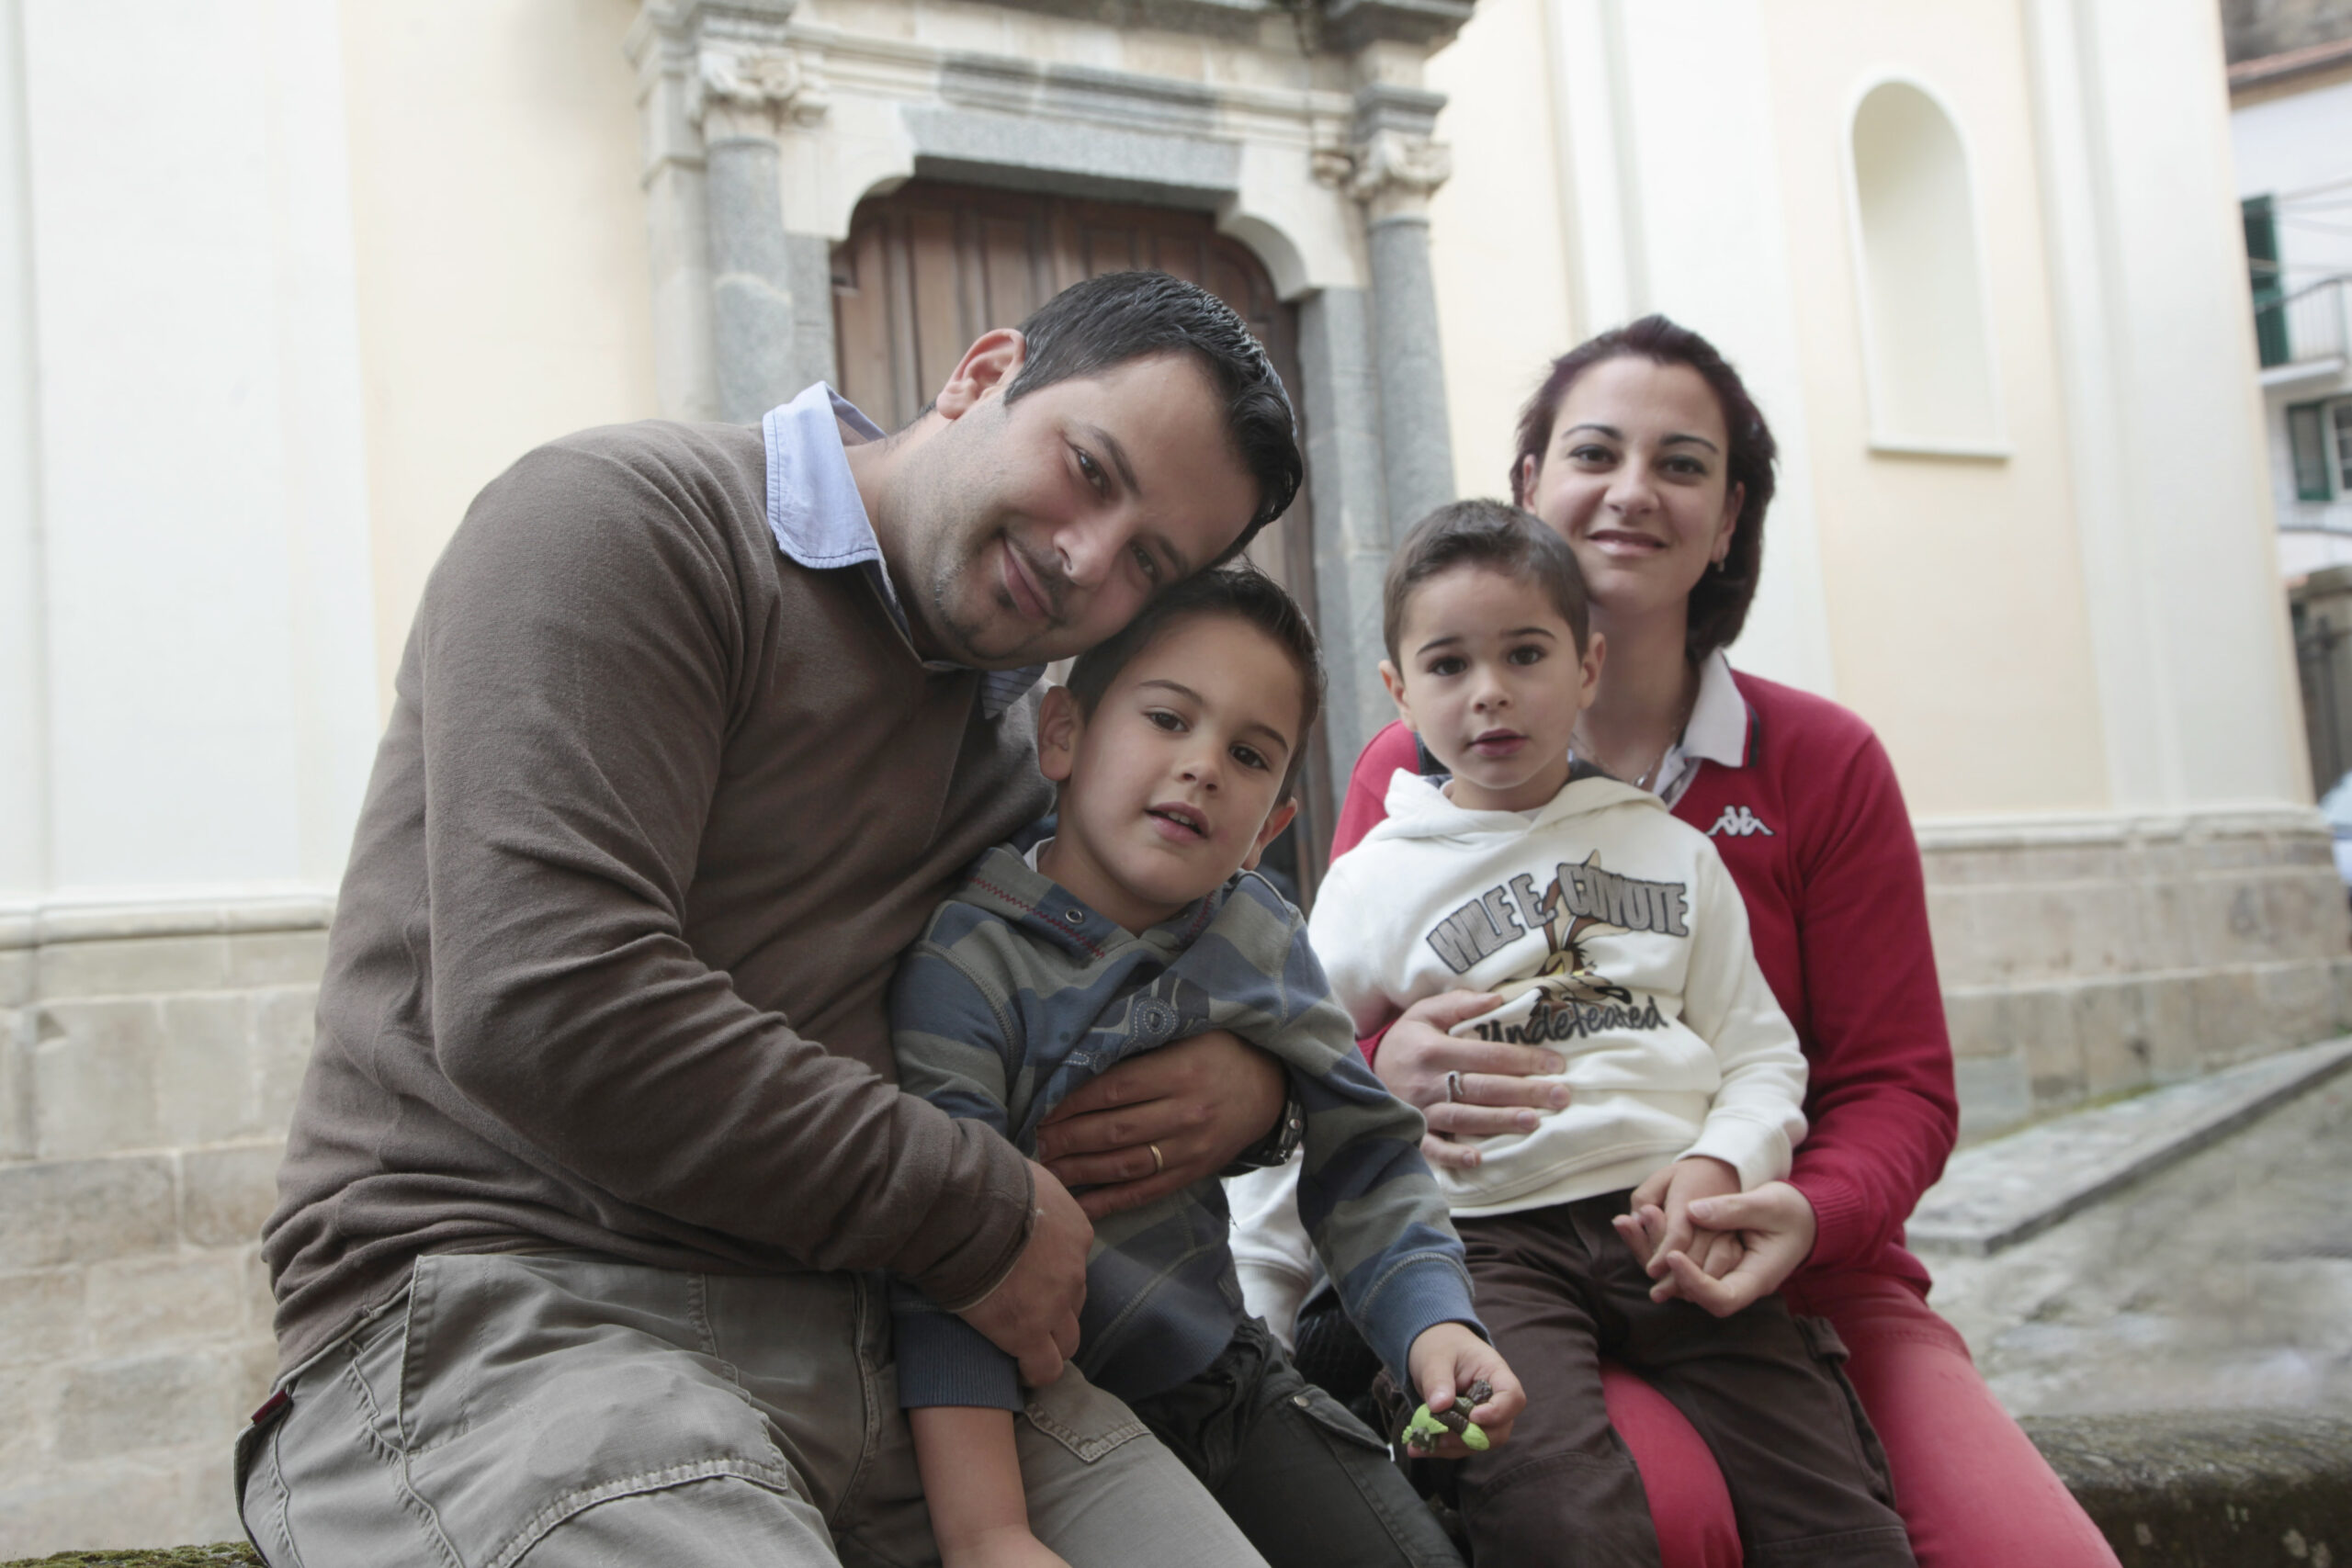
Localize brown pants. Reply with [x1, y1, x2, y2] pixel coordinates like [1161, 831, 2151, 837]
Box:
[1455, 1193, 1916, 1568]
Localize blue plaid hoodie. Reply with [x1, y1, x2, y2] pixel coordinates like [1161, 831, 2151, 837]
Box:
[889, 843, 1480, 1410]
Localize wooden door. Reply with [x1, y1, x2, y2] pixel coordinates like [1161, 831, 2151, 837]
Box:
[833, 181, 1332, 899]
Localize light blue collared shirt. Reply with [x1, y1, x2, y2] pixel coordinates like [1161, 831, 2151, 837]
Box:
[761, 382, 1043, 718]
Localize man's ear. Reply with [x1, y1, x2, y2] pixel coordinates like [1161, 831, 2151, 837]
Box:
[934, 328, 1028, 422]
[1379, 660, 1418, 731]
[1037, 684, 1082, 783]
[1240, 798, 1300, 872]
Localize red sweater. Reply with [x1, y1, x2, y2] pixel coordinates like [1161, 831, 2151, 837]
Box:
[1333, 670, 1957, 1292]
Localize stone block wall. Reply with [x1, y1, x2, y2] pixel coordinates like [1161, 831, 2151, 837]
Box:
[1920, 807, 2352, 1139]
[0, 900, 325, 1560]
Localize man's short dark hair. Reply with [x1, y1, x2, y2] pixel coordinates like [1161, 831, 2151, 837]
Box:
[1065, 564, 1324, 800]
[1382, 500, 1591, 665]
[1006, 272, 1303, 563]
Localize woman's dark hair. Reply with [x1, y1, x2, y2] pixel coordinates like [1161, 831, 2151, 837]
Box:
[1510, 314, 1777, 661]
[1065, 563, 1325, 800]
[1383, 500, 1589, 665]
[1008, 271, 1304, 562]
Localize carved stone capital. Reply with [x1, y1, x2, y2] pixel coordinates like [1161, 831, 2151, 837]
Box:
[1346, 128, 1450, 210]
[691, 40, 829, 133]
[1313, 82, 1451, 219]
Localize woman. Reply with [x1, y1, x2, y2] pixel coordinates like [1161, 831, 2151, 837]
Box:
[1330, 317, 2117, 1567]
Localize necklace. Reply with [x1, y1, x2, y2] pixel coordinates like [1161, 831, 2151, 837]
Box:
[1576, 677, 1699, 795]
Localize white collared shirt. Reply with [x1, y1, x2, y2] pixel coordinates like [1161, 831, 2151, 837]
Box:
[760, 382, 1043, 717]
[1652, 649, 1749, 807]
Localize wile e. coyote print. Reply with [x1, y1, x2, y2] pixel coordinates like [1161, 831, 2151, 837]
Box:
[1423, 853, 1690, 1045]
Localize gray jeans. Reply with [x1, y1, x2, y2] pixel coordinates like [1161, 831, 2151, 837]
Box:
[235, 1251, 1270, 1568]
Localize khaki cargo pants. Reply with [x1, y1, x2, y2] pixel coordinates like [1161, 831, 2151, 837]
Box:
[236, 1251, 1270, 1568]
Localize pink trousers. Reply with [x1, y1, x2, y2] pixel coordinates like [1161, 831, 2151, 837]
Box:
[1600, 1270, 2120, 1568]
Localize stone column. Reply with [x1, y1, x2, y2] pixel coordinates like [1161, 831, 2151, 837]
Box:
[1348, 82, 1457, 536]
[1298, 287, 1393, 771]
[631, 0, 836, 424]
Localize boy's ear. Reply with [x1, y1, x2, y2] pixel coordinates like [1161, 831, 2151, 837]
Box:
[1240, 798, 1300, 873]
[933, 329, 1027, 421]
[1378, 660, 1417, 731]
[1578, 630, 1606, 711]
[1037, 684, 1082, 783]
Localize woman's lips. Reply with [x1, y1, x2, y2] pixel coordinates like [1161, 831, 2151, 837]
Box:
[1587, 529, 1667, 556]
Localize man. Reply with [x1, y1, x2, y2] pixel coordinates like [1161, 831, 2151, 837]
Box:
[242, 273, 1307, 1566]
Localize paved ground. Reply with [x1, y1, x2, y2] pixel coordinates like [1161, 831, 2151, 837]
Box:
[1927, 1059, 2352, 1417]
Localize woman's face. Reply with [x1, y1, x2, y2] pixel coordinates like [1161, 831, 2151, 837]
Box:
[1518, 356, 1743, 628]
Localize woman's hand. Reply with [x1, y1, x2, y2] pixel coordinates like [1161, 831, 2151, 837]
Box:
[1611, 1155, 1740, 1289]
[1034, 1030, 1283, 1220]
[1642, 1180, 1818, 1318]
[1372, 991, 1570, 1171]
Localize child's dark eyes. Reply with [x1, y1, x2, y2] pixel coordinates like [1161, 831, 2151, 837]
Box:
[1508, 644, 1547, 666]
[1426, 655, 1468, 678]
[1146, 708, 1185, 732]
[1231, 744, 1270, 772]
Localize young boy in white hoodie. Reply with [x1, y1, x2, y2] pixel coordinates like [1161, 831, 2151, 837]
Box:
[1228, 502, 1914, 1568]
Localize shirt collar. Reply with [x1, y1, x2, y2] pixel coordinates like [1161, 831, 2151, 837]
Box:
[1681, 649, 1748, 770]
[761, 382, 1044, 717]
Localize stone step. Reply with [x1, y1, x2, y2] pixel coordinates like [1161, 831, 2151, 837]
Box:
[2023, 1410, 2352, 1568]
[1909, 1034, 2352, 1256]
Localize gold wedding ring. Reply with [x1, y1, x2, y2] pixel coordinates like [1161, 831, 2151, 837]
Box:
[1148, 1143, 1165, 1175]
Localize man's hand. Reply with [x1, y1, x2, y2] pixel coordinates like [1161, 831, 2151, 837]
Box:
[956, 1162, 1090, 1385]
[1034, 1031, 1283, 1219]
[1405, 1322, 1525, 1458]
[1647, 1181, 1819, 1318]
[1611, 1156, 1740, 1292]
[1370, 992, 1567, 1171]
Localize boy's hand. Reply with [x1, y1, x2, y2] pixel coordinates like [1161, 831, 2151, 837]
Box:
[940, 1526, 1073, 1568]
[958, 1162, 1090, 1385]
[1034, 1030, 1283, 1217]
[1649, 1181, 1820, 1318]
[1611, 1156, 1740, 1292]
[1405, 1323, 1524, 1457]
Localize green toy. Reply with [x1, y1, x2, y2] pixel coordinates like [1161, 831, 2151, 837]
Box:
[1400, 1379, 1494, 1454]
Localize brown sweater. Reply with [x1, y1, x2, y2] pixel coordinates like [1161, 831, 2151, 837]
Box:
[263, 419, 1053, 1368]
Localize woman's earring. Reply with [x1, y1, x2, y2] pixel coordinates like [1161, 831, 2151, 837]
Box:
[1712, 557, 1730, 575]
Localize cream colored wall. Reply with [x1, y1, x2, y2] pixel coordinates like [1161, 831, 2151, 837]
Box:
[341, 0, 662, 712]
[1757, 3, 2109, 817]
[1424, 0, 1578, 505]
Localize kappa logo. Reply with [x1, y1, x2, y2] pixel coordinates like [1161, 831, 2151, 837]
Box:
[1707, 805, 1775, 839]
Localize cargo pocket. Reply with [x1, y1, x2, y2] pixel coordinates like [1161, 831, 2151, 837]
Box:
[1795, 1314, 1897, 1509]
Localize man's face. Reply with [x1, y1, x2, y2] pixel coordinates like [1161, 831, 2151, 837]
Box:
[882, 351, 1262, 668]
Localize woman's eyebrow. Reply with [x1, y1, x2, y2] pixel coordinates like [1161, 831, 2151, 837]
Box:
[1561, 421, 1720, 455]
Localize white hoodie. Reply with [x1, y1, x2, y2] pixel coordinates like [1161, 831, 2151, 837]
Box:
[1228, 769, 1807, 1340]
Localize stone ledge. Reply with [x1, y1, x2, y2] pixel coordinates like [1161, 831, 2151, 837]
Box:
[9, 1413, 2347, 1566]
[1912, 1034, 2352, 1254]
[2023, 1410, 2352, 1567]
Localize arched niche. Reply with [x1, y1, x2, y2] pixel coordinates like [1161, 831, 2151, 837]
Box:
[1846, 77, 2005, 457]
